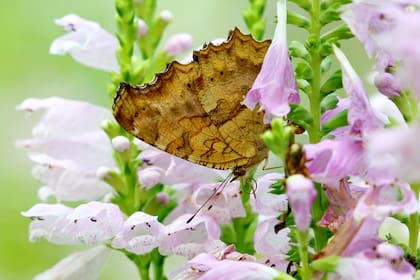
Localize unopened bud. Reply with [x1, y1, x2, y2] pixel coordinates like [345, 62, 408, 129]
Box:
[111, 136, 131, 152]
[165, 33, 193, 57]
[159, 10, 173, 23]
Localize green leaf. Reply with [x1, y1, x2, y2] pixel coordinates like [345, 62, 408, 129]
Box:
[288, 104, 314, 131]
[321, 70, 342, 96]
[320, 109, 348, 136]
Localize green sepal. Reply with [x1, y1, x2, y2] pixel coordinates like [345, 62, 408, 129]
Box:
[321, 0, 352, 11]
[320, 109, 348, 136]
[141, 184, 169, 215]
[243, 0, 266, 40]
[289, 41, 309, 59]
[288, 103, 314, 131]
[287, 10, 310, 29]
[115, 0, 137, 83]
[295, 61, 313, 81]
[392, 90, 419, 123]
[320, 3, 341, 26]
[143, 51, 172, 83]
[305, 35, 320, 53]
[297, 78, 311, 95]
[310, 256, 340, 272]
[262, 118, 294, 162]
[101, 169, 127, 196]
[321, 70, 342, 96]
[134, 0, 156, 24]
[250, 20, 265, 40]
[101, 119, 123, 140]
[288, 0, 311, 11]
[139, 14, 171, 59]
[320, 56, 332, 74]
[320, 92, 339, 114]
[319, 40, 335, 58]
[273, 272, 297, 280]
[321, 24, 354, 42]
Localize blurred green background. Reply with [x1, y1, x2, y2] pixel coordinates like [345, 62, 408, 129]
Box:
[0, 0, 368, 279]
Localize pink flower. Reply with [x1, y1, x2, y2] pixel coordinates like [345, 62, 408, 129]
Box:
[318, 180, 360, 232]
[22, 202, 124, 245]
[374, 52, 401, 98]
[286, 175, 316, 232]
[138, 147, 224, 188]
[333, 46, 384, 136]
[305, 139, 364, 187]
[158, 214, 221, 259]
[169, 245, 263, 279]
[366, 121, 420, 183]
[353, 183, 417, 221]
[254, 217, 290, 257]
[65, 201, 124, 245]
[199, 260, 280, 280]
[340, 1, 398, 56]
[50, 14, 119, 72]
[112, 212, 164, 254]
[243, 0, 299, 123]
[21, 203, 73, 243]
[333, 243, 415, 280]
[17, 97, 114, 201]
[376, 9, 420, 98]
[33, 246, 110, 280]
[190, 181, 246, 224]
[249, 173, 287, 216]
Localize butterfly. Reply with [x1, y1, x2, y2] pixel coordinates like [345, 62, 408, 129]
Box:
[113, 28, 271, 178]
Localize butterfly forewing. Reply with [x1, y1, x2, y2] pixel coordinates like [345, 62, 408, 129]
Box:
[113, 28, 271, 173]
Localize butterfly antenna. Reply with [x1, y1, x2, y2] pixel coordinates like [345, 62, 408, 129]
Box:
[186, 173, 233, 224]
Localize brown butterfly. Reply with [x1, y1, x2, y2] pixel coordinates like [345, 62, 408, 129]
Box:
[113, 28, 271, 178]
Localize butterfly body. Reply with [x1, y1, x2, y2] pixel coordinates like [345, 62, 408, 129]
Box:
[113, 28, 271, 176]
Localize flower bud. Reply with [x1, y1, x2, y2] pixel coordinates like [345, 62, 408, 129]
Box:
[111, 136, 131, 152]
[164, 33, 193, 57]
[136, 18, 148, 36]
[374, 72, 401, 98]
[159, 10, 173, 23]
[286, 174, 316, 232]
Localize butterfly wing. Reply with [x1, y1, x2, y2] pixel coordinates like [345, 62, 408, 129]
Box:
[113, 28, 270, 171]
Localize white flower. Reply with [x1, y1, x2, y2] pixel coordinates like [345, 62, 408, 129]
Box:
[50, 14, 119, 72]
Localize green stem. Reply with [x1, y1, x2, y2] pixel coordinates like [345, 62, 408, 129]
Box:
[115, 0, 138, 83]
[307, 0, 329, 251]
[128, 254, 151, 280]
[308, 0, 321, 144]
[409, 183, 420, 255]
[297, 230, 312, 280]
[312, 183, 329, 251]
[151, 249, 166, 280]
